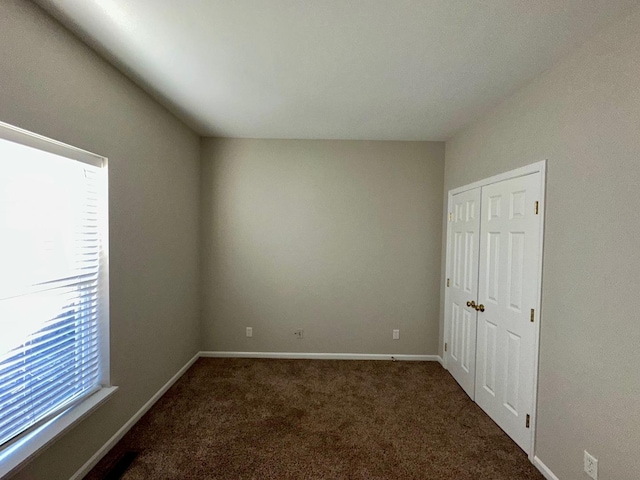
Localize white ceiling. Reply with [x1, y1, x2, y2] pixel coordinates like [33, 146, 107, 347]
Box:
[36, 0, 638, 140]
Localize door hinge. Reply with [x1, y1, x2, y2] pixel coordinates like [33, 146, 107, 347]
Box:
[447, 278, 450, 287]
[449, 212, 453, 221]
[534, 201, 539, 215]
[530, 308, 535, 323]
[444, 343, 448, 352]
[526, 414, 531, 428]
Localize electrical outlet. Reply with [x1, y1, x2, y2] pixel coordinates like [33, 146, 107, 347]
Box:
[393, 329, 400, 340]
[245, 327, 253, 338]
[294, 329, 304, 339]
[584, 450, 598, 480]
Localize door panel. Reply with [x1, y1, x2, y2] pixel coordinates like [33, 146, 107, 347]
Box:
[474, 172, 541, 453]
[445, 188, 481, 399]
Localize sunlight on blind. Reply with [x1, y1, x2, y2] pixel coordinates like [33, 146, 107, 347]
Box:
[0, 137, 105, 448]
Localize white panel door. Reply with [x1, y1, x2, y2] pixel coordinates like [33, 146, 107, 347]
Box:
[445, 188, 481, 399]
[474, 172, 541, 453]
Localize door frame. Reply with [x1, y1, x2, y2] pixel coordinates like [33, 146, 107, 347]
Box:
[442, 160, 546, 460]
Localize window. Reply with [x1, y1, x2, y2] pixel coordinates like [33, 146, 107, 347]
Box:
[0, 122, 114, 476]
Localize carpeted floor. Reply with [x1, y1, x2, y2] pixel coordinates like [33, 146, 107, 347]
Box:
[85, 358, 544, 479]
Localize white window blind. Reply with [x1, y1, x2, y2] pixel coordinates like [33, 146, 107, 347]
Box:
[0, 128, 108, 451]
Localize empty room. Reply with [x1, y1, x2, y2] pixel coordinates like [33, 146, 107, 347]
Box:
[0, 1, 639, 479]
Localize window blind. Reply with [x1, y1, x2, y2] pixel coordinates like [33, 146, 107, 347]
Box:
[0, 136, 107, 449]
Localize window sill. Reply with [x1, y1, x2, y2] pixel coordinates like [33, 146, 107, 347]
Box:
[0, 386, 118, 479]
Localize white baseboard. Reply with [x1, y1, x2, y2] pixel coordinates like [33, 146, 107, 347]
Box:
[69, 352, 200, 480]
[437, 356, 444, 366]
[69, 350, 440, 479]
[199, 351, 440, 361]
[533, 456, 560, 480]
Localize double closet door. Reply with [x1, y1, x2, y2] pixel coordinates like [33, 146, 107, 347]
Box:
[445, 167, 543, 454]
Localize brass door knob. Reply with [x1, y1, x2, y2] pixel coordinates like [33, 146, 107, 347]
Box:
[467, 300, 476, 308]
[475, 304, 485, 312]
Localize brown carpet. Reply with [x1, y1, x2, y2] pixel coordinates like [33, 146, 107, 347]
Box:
[85, 358, 544, 480]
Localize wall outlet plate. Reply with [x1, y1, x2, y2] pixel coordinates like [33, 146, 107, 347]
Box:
[393, 329, 400, 340]
[584, 450, 598, 480]
[246, 327, 253, 337]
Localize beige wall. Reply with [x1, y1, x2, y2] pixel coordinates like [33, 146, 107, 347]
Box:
[201, 138, 444, 355]
[0, 1, 201, 479]
[443, 6, 640, 480]
[5, 0, 638, 478]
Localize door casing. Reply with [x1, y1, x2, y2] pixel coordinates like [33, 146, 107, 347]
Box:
[442, 160, 546, 460]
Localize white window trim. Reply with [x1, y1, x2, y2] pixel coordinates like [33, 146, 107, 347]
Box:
[0, 386, 118, 478]
[0, 121, 116, 478]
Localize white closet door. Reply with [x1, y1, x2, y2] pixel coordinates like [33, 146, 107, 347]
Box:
[445, 188, 481, 399]
[475, 172, 541, 453]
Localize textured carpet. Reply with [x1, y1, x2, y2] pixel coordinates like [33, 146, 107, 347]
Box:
[85, 358, 543, 479]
